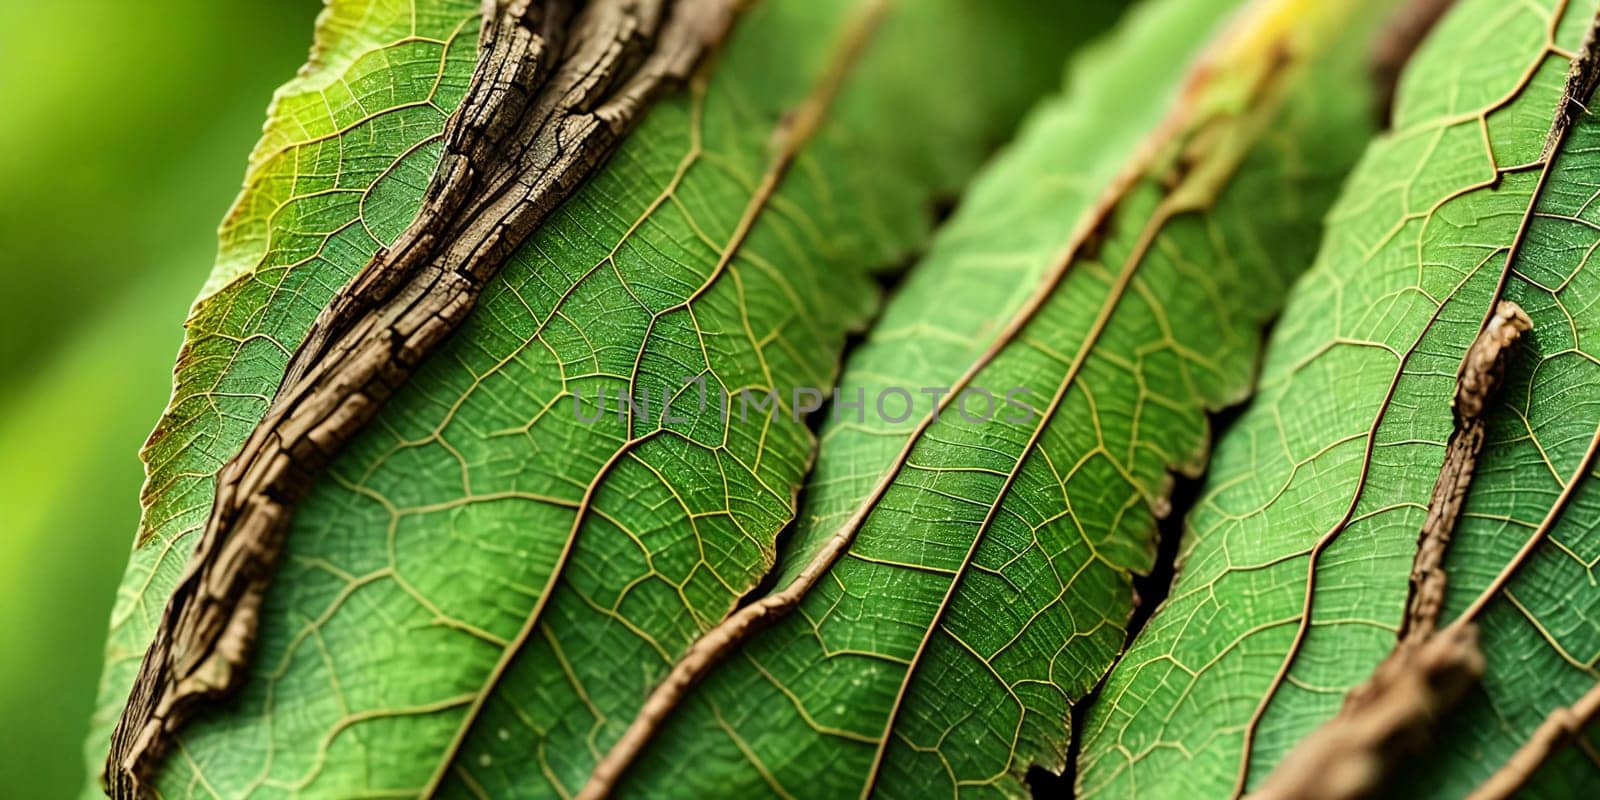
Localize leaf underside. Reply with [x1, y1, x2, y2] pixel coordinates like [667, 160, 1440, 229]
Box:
[616, 0, 1387, 797]
[1079, 0, 1600, 796]
[92, 0, 1123, 797]
[91, 0, 482, 786]
[99, 0, 1600, 797]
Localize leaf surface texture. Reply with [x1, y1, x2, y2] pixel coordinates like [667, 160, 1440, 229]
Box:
[617, 0, 1387, 796]
[1078, 1, 1600, 795]
[91, 0, 1116, 796]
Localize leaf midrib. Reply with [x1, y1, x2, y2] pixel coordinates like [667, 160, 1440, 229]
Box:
[855, 196, 1185, 797]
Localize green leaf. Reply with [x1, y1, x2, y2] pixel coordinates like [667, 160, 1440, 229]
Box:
[610, 0, 1387, 796]
[1394, 68, 1600, 795]
[90, 0, 481, 783]
[1077, 0, 1600, 796]
[1516, 718, 1600, 799]
[91, 0, 1121, 796]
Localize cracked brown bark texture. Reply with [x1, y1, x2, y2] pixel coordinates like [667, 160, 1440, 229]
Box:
[1400, 301, 1532, 642]
[101, 1, 739, 796]
[1250, 302, 1530, 800]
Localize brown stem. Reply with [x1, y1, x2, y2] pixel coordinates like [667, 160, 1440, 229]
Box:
[1230, 5, 1583, 788]
[1400, 301, 1533, 642]
[101, 1, 738, 796]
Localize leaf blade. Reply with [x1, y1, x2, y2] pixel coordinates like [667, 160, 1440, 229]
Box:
[612, 0, 1391, 796]
[94, 0, 1120, 796]
[89, 0, 482, 788]
[1077, 1, 1600, 795]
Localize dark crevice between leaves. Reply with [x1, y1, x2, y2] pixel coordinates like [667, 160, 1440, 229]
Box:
[1028, 399, 1251, 799]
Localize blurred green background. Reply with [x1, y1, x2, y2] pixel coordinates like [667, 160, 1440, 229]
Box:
[0, 1, 320, 794]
